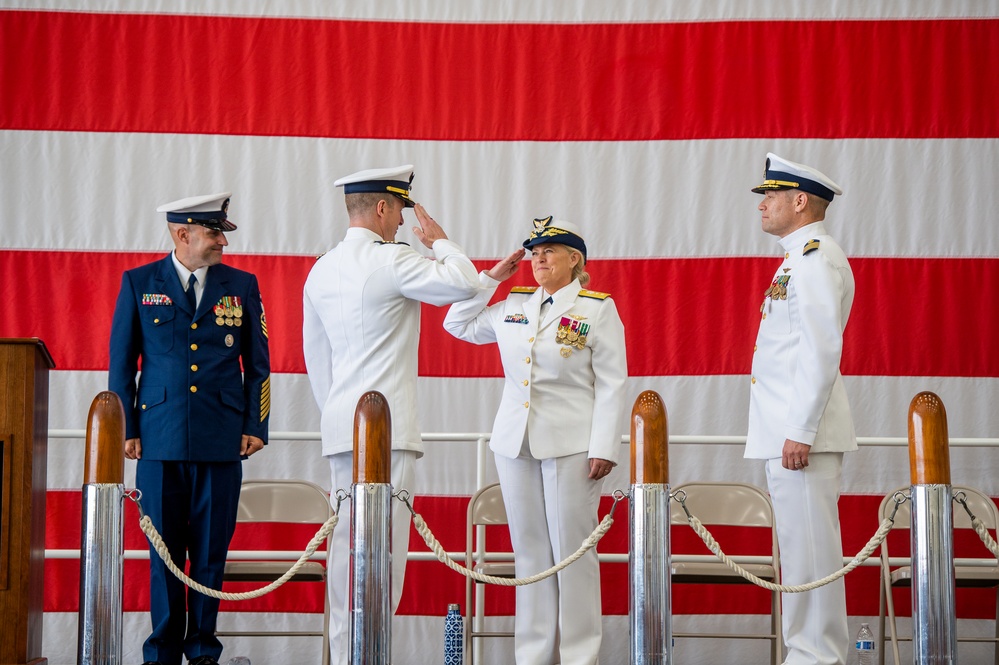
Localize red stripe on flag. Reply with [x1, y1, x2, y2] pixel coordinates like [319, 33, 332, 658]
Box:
[45, 491, 999, 617]
[2, 12, 997, 140]
[2, 250, 997, 377]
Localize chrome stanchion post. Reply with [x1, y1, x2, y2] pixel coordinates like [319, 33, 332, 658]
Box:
[350, 391, 393, 665]
[908, 391, 956, 664]
[629, 390, 671, 665]
[77, 391, 126, 665]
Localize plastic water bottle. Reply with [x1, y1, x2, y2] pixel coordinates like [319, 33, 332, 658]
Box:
[853, 622, 876, 665]
[224, 658, 251, 665]
[444, 603, 463, 664]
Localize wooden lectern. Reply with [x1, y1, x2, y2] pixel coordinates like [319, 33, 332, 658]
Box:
[0, 339, 54, 665]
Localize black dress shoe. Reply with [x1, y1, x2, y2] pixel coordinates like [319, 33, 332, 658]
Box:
[188, 658, 219, 665]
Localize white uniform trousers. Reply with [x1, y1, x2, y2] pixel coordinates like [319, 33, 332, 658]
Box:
[495, 450, 604, 665]
[327, 450, 416, 665]
[766, 453, 849, 665]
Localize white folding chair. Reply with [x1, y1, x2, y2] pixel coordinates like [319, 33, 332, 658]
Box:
[670, 481, 783, 665]
[877, 485, 999, 665]
[216, 479, 333, 665]
[464, 482, 515, 664]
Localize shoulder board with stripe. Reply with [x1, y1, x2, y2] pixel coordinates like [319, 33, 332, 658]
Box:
[375, 240, 410, 246]
[803, 239, 821, 255]
[510, 286, 538, 294]
[579, 289, 610, 300]
[315, 251, 327, 261]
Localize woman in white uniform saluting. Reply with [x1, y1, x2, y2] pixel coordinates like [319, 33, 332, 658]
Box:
[444, 216, 628, 665]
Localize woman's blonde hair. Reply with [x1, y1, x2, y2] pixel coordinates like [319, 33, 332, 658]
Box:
[565, 246, 590, 287]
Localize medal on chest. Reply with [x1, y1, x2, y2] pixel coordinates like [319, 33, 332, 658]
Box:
[555, 316, 590, 350]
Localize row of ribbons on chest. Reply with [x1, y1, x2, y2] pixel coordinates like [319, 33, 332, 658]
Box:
[178, 276, 244, 328]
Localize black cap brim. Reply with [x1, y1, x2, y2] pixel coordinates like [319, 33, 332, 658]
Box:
[196, 219, 238, 232]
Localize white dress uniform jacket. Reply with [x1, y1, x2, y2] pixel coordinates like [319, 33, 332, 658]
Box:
[443, 274, 628, 463]
[746, 221, 857, 459]
[302, 226, 479, 456]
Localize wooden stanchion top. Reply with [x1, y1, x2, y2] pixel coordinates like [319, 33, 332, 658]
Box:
[908, 391, 951, 485]
[83, 391, 125, 484]
[630, 390, 669, 484]
[353, 391, 392, 484]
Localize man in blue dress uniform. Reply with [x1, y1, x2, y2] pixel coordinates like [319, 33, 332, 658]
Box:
[109, 192, 271, 665]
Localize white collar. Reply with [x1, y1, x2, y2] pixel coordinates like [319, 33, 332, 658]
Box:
[171, 251, 209, 288]
[778, 221, 827, 252]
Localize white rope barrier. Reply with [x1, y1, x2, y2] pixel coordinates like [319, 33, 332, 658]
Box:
[953, 492, 999, 559]
[971, 519, 999, 559]
[137, 512, 338, 601]
[402, 490, 623, 586]
[684, 513, 894, 593]
[135, 482, 996, 603]
[412, 512, 614, 586]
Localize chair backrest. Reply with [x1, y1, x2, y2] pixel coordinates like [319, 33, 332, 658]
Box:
[670, 481, 775, 528]
[465, 483, 512, 567]
[952, 486, 999, 531]
[237, 479, 332, 524]
[670, 481, 780, 575]
[468, 483, 508, 527]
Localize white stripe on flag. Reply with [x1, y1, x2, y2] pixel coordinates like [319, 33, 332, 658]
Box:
[3, 131, 998, 259]
[5, 0, 996, 22]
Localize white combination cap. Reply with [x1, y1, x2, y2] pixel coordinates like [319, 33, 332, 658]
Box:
[334, 164, 415, 207]
[751, 153, 843, 202]
[522, 216, 587, 260]
[156, 191, 236, 231]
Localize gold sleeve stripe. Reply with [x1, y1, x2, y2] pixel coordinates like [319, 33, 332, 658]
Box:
[260, 376, 271, 422]
[261, 312, 269, 339]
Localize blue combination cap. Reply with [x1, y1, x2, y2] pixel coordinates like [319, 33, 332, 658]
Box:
[751, 153, 843, 202]
[334, 164, 416, 208]
[522, 216, 587, 261]
[157, 192, 236, 232]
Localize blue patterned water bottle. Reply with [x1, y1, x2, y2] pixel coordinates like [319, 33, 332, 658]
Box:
[444, 603, 463, 664]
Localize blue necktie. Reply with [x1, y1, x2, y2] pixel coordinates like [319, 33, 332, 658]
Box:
[540, 295, 553, 318]
[186, 274, 198, 312]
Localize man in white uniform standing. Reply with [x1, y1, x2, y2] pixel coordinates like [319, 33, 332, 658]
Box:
[302, 165, 479, 665]
[745, 153, 857, 665]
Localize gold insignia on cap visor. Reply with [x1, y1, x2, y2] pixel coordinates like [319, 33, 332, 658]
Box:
[757, 179, 801, 190]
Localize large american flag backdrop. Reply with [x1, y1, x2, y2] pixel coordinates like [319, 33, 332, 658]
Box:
[2, 1, 998, 662]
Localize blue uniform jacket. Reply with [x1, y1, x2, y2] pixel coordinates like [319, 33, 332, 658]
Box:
[109, 254, 270, 461]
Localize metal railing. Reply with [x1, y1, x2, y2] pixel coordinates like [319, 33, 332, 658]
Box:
[45, 430, 999, 568]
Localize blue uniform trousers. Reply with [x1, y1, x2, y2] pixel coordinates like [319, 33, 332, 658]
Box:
[136, 460, 242, 665]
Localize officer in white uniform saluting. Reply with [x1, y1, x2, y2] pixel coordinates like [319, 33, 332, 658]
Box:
[746, 153, 857, 665]
[302, 164, 479, 665]
[444, 217, 628, 665]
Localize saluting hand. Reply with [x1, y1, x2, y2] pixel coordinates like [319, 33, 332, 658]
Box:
[485, 248, 526, 282]
[412, 203, 449, 249]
